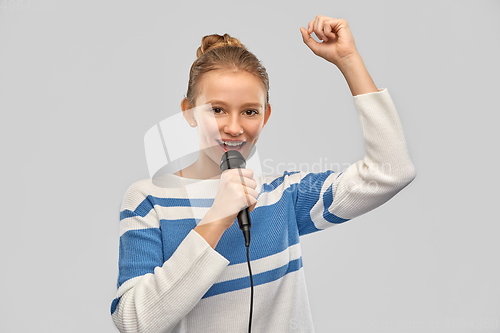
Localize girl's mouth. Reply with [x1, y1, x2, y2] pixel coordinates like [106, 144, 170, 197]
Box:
[216, 140, 246, 152]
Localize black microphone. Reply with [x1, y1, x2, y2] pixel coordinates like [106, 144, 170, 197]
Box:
[220, 150, 251, 247]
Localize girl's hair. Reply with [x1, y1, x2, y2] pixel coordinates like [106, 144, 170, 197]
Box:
[186, 33, 269, 107]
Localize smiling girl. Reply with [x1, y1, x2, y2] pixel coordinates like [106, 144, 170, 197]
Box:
[111, 15, 416, 333]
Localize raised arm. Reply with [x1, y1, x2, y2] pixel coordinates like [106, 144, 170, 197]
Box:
[292, 16, 416, 233]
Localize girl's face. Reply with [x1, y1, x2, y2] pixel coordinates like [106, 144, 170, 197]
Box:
[187, 69, 271, 168]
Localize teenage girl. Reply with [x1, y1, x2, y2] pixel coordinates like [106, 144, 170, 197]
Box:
[112, 15, 416, 333]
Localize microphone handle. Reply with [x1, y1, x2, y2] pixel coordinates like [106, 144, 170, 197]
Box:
[237, 209, 251, 247]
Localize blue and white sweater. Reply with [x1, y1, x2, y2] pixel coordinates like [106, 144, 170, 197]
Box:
[111, 88, 416, 333]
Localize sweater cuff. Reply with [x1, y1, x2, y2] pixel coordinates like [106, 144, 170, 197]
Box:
[352, 87, 387, 98]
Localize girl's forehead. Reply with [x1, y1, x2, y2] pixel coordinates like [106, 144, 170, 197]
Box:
[196, 70, 267, 106]
[202, 69, 261, 85]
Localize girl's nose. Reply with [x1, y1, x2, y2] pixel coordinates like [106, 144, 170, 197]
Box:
[223, 116, 244, 137]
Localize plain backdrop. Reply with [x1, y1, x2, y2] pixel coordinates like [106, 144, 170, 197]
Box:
[1, 0, 499, 332]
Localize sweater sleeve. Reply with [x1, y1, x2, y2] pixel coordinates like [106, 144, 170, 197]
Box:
[111, 182, 229, 333]
[295, 88, 416, 234]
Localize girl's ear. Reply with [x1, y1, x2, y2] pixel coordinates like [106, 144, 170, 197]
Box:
[263, 103, 272, 127]
[181, 98, 197, 127]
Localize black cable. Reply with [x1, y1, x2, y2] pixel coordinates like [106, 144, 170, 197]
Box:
[246, 245, 254, 333]
[220, 151, 254, 331]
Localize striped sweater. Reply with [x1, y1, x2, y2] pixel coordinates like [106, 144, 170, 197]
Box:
[111, 88, 416, 333]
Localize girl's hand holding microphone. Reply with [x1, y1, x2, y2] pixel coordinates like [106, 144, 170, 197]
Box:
[194, 168, 258, 248]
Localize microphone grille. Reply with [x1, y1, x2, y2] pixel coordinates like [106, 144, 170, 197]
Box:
[220, 150, 246, 171]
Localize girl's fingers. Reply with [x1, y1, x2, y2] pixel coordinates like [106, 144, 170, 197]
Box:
[224, 168, 253, 179]
[233, 176, 256, 191]
[307, 15, 333, 42]
[245, 187, 259, 200]
[248, 201, 257, 213]
[242, 177, 257, 190]
[302, 16, 357, 65]
[244, 188, 259, 208]
[313, 16, 324, 41]
[300, 27, 319, 53]
[317, 15, 332, 41]
[307, 19, 314, 34]
[310, 15, 347, 42]
[239, 186, 258, 208]
[323, 20, 335, 40]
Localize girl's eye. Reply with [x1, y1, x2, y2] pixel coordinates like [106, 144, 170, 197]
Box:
[245, 109, 258, 116]
[212, 108, 224, 114]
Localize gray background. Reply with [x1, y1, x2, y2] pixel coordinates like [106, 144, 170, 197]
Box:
[1, 0, 499, 332]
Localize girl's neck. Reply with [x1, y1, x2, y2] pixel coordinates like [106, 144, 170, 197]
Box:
[175, 157, 222, 180]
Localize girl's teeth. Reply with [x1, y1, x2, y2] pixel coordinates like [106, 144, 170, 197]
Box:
[222, 141, 243, 146]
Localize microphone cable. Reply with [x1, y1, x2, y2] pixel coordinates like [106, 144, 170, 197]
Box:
[246, 243, 254, 333]
[219, 150, 254, 332]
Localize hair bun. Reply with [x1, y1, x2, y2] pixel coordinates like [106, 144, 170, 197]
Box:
[196, 33, 245, 58]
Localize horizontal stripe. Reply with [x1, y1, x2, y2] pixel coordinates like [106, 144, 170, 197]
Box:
[249, 171, 304, 212]
[111, 250, 305, 314]
[149, 197, 214, 208]
[203, 257, 303, 298]
[119, 195, 155, 220]
[215, 243, 301, 283]
[120, 209, 160, 236]
[120, 197, 214, 221]
[154, 205, 209, 221]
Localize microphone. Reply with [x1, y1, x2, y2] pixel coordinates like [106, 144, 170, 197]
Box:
[220, 150, 251, 247]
